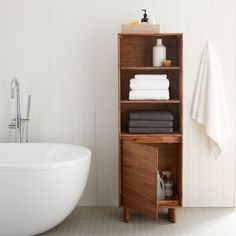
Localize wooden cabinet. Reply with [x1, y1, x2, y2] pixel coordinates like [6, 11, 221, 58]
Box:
[118, 33, 183, 223]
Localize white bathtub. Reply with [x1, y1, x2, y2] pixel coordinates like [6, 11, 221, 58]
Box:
[0, 143, 91, 236]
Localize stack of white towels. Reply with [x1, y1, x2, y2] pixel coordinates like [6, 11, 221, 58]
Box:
[129, 74, 170, 100]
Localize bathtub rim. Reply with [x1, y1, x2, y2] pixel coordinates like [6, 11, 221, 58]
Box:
[0, 143, 91, 171]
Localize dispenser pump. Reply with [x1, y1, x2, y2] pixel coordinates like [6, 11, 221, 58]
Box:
[141, 9, 148, 23]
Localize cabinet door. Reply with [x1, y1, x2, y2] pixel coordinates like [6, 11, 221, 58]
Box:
[122, 140, 158, 219]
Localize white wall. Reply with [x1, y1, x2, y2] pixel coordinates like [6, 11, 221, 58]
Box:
[0, 0, 236, 207]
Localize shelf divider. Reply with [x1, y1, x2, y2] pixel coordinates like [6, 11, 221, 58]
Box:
[157, 196, 180, 208]
[121, 99, 181, 104]
[121, 66, 181, 71]
[120, 132, 182, 144]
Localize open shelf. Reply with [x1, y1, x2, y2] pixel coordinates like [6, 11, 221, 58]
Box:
[121, 66, 181, 71]
[119, 35, 181, 67]
[121, 103, 181, 135]
[157, 195, 180, 208]
[121, 99, 181, 104]
[120, 70, 180, 100]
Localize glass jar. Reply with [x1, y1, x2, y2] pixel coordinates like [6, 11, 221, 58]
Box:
[162, 171, 174, 197]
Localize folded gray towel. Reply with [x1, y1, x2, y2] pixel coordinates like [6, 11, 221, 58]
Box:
[128, 127, 174, 134]
[129, 120, 173, 128]
[129, 110, 174, 121]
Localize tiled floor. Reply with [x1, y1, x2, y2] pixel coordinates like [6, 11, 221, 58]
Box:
[41, 207, 236, 236]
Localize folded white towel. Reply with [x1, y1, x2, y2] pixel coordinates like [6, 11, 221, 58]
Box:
[130, 78, 169, 90]
[129, 90, 169, 100]
[134, 74, 167, 80]
[192, 41, 230, 159]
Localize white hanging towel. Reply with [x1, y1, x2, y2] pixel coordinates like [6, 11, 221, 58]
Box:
[191, 41, 230, 159]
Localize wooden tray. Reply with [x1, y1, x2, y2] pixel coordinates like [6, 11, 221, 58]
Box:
[121, 24, 160, 34]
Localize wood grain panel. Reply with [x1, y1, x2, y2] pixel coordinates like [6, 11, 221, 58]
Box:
[121, 133, 181, 144]
[122, 141, 158, 219]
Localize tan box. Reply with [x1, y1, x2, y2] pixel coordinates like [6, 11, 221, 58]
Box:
[121, 24, 160, 34]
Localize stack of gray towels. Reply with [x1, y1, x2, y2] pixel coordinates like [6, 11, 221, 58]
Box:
[129, 110, 174, 134]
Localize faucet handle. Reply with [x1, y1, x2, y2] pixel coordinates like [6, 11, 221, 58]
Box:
[8, 122, 16, 129]
[26, 95, 31, 120]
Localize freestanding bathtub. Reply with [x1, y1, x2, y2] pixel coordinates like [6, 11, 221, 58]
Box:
[0, 143, 91, 236]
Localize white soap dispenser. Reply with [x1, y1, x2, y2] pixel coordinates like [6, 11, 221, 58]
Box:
[141, 9, 148, 24]
[153, 39, 166, 66]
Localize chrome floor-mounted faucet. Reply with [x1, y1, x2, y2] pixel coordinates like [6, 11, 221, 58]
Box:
[9, 78, 31, 143]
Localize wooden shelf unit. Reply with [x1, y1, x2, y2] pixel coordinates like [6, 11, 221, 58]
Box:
[118, 33, 183, 223]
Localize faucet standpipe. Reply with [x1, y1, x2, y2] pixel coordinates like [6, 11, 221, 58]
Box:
[9, 78, 31, 143]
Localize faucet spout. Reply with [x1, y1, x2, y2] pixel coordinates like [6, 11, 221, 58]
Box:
[11, 77, 21, 116]
[11, 77, 20, 99]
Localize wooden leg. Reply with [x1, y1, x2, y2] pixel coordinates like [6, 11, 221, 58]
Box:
[168, 208, 176, 223]
[123, 207, 131, 223]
